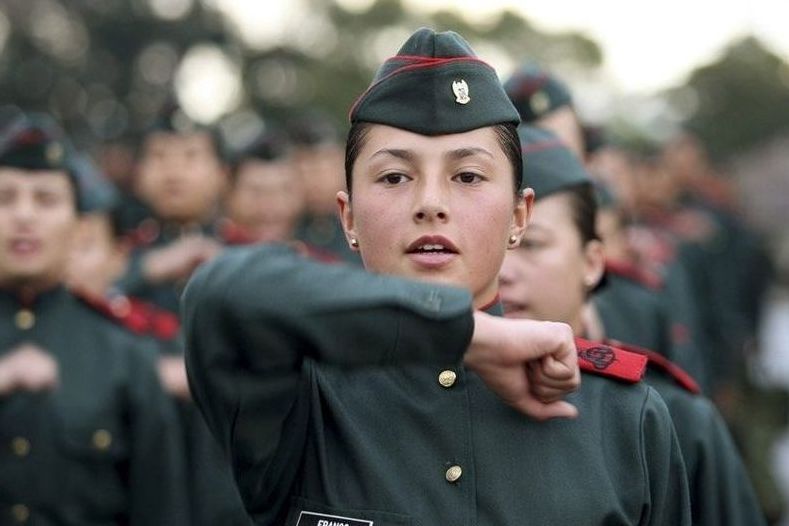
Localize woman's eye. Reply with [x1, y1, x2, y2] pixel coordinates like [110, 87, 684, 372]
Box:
[454, 172, 483, 184]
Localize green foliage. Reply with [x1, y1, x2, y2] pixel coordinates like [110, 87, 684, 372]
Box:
[671, 36, 789, 161]
[0, 0, 602, 149]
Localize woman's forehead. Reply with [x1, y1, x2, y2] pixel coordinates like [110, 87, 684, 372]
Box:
[361, 124, 501, 159]
[0, 168, 73, 190]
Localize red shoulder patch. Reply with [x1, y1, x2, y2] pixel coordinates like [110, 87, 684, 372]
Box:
[72, 289, 180, 341]
[605, 259, 664, 290]
[575, 337, 647, 383]
[605, 339, 701, 394]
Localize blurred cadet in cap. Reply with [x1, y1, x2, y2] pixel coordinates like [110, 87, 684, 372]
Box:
[223, 128, 305, 245]
[287, 110, 361, 264]
[0, 113, 189, 525]
[503, 63, 585, 158]
[117, 101, 226, 314]
[116, 102, 251, 526]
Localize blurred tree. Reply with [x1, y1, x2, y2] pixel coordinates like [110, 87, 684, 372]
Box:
[0, 0, 603, 151]
[668, 36, 789, 161]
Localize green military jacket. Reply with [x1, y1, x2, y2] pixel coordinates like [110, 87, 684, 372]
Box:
[116, 219, 223, 313]
[593, 263, 707, 388]
[0, 286, 188, 525]
[183, 245, 691, 526]
[605, 342, 765, 526]
[115, 220, 253, 525]
[646, 372, 765, 526]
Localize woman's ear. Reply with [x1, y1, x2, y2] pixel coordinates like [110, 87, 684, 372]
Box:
[582, 239, 606, 289]
[336, 190, 359, 251]
[508, 187, 534, 248]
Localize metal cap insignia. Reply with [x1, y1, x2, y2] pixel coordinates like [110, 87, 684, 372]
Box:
[452, 79, 470, 105]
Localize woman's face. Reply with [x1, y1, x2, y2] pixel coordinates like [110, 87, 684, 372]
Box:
[338, 125, 530, 307]
[499, 192, 604, 332]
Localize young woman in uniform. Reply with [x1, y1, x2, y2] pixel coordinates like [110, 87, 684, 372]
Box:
[183, 28, 690, 525]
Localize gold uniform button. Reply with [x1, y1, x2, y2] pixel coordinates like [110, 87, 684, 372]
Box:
[92, 430, 112, 450]
[445, 465, 463, 483]
[438, 370, 457, 388]
[11, 437, 30, 457]
[14, 309, 35, 330]
[11, 504, 29, 523]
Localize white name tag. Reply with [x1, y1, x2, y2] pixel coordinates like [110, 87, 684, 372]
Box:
[296, 510, 374, 526]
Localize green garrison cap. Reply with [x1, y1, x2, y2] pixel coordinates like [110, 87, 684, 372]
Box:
[520, 125, 590, 198]
[349, 28, 520, 135]
[504, 64, 573, 123]
[0, 113, 116, 212]
[593, 179, 617, 210]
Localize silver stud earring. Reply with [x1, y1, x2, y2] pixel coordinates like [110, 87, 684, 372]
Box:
[350, 238, 359, 248]
[508, 235, 518, 245]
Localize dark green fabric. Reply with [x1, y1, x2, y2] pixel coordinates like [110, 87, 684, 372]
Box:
[503, 63, 573, 123]
[183, 244, 690, 525]
[520, 125, 590, 196]
[113, 220, 252, 524]
[0, 286, 188, 525]
[658, 260, 712, 393]
[594, 272, 671, 353]
[350, 28, 519, 134]
[645, 371, 766, 526]
[294, 213, 362, 266]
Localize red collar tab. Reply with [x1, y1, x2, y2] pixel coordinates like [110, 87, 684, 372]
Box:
[605, 259, 664, 290]
[575, 337, 647, 384]
[605, 339, 701, 394]
[72, 288, 180, 340]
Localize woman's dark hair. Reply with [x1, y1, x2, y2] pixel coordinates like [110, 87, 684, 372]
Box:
[344, 122, 523, 196]
[564, 182, 600, 244]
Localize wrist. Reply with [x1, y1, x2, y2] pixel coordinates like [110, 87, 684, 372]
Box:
[465, 311, 501, 368]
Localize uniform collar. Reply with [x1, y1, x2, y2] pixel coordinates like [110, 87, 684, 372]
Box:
[478, 293, 504, 317]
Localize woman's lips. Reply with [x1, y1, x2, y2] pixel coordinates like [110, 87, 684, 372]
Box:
[406, 235, 459, 269]
[9, 239, 41, 257]
[407, 251, 458, 269]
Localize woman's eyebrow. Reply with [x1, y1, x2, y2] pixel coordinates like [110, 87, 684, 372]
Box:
[369, 148, 415, 162]
[445, 147, 494, 161]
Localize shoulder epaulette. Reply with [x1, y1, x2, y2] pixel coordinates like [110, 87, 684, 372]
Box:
[605, 259, 664, 290]
[605, 339, 701, 394]
[72, 289, 180, 340]
[575, 337, 647, 383]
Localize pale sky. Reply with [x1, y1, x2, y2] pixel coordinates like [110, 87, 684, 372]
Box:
[403, 0, 789, 94]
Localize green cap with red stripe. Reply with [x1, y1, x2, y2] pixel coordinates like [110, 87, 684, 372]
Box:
[349, 28, 520, 135]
